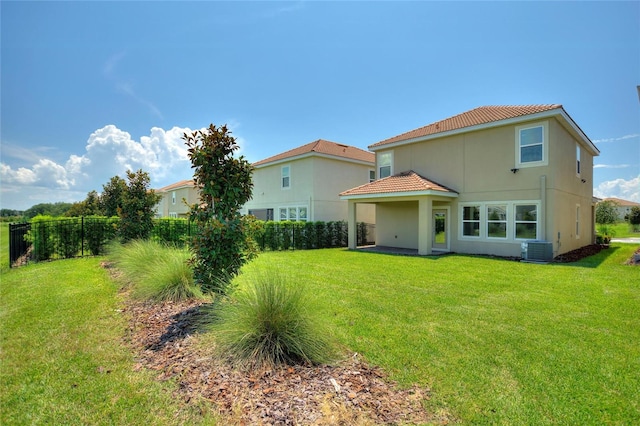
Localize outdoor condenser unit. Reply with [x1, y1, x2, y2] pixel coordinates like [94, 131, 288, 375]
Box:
[525, 241, 553, 262]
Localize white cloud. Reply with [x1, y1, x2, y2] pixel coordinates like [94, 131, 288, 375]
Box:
[594, 164, 630, 169]
[0, 125, 201, 210]
[594, 175, 640, 203]
[592, 134, 640, 144]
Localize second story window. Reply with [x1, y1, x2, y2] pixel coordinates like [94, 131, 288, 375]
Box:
[171, 191, 176, 205]
[516, 121, 548, 168]
[519, 126, 543, 163]
[369, 170, 376, 183]
[576, 144, 581, 176]
[281, 165, 290, 189]
[378, 152, 393, 179]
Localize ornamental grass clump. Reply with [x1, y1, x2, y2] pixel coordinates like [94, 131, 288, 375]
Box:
[108, 240, 203, 302]
[212, 271, 336, 369]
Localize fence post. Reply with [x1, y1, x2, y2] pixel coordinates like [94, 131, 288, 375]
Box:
[81, 216, 85, 257]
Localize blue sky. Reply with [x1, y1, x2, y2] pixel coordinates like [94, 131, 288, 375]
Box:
[1, 1, 639, 210]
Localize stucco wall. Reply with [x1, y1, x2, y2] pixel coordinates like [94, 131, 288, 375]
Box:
[243, 155, 375, 223]
[373, 116, 597, 257]
[376, 201, 418, 249]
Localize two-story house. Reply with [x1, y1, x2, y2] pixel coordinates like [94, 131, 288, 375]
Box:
[155, 179, 197, 218]
[241, 139, 375, 224]
[340, 105, 599, 259]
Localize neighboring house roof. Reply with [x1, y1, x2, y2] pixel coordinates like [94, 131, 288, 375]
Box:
[340, 170, 458, 199]
[253, 139, 375, 167]
[157, 179, 194, 192]
[370, 104, 599, 155]
[604, 197, 640, 207]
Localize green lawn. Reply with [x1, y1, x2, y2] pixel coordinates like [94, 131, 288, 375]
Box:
[1, 222, 9, 272]
[2, 244, 639, 424]
[235, 245, 640, 424]
[0, 257, 216, 425]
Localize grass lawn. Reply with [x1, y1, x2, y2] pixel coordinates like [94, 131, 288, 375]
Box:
[606, 222, 640, 239]
[1, 243, 638, 424]
[1, 222, 9, 272]
[0, 257, 216, 425]
[235, 244, 640, 424]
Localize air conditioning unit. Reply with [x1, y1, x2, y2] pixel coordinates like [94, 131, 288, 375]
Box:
[525, 240, 553, 262]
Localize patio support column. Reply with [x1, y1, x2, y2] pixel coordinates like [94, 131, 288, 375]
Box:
[418, 197, 432, 255]
[347, 200, 357, 250]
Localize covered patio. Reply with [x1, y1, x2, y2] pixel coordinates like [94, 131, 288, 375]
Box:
[340, 171, 458, 256]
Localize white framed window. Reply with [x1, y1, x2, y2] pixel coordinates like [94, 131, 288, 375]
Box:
[169, 212, 178, 218]
[575, 204, 580, 239]
[369, 169, 376, 183]
[487, 205, 507, 239]
[576, 144, 581, 176]
[278, 206, 308, 222]
[515, 204, 538, 240]
[171, 191, 176, 205]
[459, 201, 540, 242]
[281, 165, 291, 189]
[462, 205, 481, 237]
[377, 151, 393, 179]
[515, 121, 548, 168]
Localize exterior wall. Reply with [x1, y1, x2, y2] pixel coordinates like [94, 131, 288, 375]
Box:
[376, 201, 418, 249]
[156, 185, 198, 218]
[374, 117, 596, 257]
[242, 155, 375, 223]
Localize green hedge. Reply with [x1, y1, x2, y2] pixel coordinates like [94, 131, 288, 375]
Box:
[16, 216, 374, 263]
[250, 220, 372, 251]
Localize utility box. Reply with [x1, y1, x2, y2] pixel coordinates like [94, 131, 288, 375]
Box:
[525, 240, 553, 262]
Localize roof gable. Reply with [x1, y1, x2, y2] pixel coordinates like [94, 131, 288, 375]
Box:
[157, 179, 194, 192]
[604, 197, 640, 207]
[340, 170, 458, 198]
[371, 105, 566, 148]
[253, 139, 374, 167]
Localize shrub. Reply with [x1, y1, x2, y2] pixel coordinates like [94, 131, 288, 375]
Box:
[84, 216, 119, 255]
[211, 270, 336, 369]
[108, 240, 203, 302]
[54, 218, 82, 258]
[27, 215, 56, 261]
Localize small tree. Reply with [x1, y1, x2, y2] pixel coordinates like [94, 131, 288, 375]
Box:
[118, 169, 162, 242]
[595, 200, 619, 224]
[184, 124, 254, 295]
[101, 176, 127, 217]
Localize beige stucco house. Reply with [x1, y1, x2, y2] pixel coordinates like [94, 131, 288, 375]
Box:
[155, 179, 197, 218]
[340, 105, 600, 259]
[241, 139, 375, 224]
[603, 197, 640, 221]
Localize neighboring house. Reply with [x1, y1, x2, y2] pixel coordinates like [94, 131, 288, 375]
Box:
[241, 139, 376, 224]
[340, 104, 600, 258]
[603, 197, 640, 220]
[155, 179, 197, 218]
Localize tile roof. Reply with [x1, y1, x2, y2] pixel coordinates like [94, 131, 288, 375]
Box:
[604, 197, 640, 207]
[253, 139, 375, 166]
[157, 179, 194, 192]
[370, 104, 563, 148]
[340, 170, 457, 197]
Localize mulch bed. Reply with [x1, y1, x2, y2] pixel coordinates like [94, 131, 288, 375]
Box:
[113, 242, 640, 424]
[120, 296, 451, 425]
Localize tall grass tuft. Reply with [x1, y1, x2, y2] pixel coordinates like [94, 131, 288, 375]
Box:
[211, 270, 336, 369]
[108, 240, 203, 302]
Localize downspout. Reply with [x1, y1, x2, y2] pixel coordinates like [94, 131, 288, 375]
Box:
[540, 174, 550, 250]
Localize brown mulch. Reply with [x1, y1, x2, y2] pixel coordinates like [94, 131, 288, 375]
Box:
[552, 244, 604, 263]
[120, 296, 451, 425]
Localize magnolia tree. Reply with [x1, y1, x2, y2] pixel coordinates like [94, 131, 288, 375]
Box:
[184, 124, 254, 295]
[118, 169, 162, 242]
